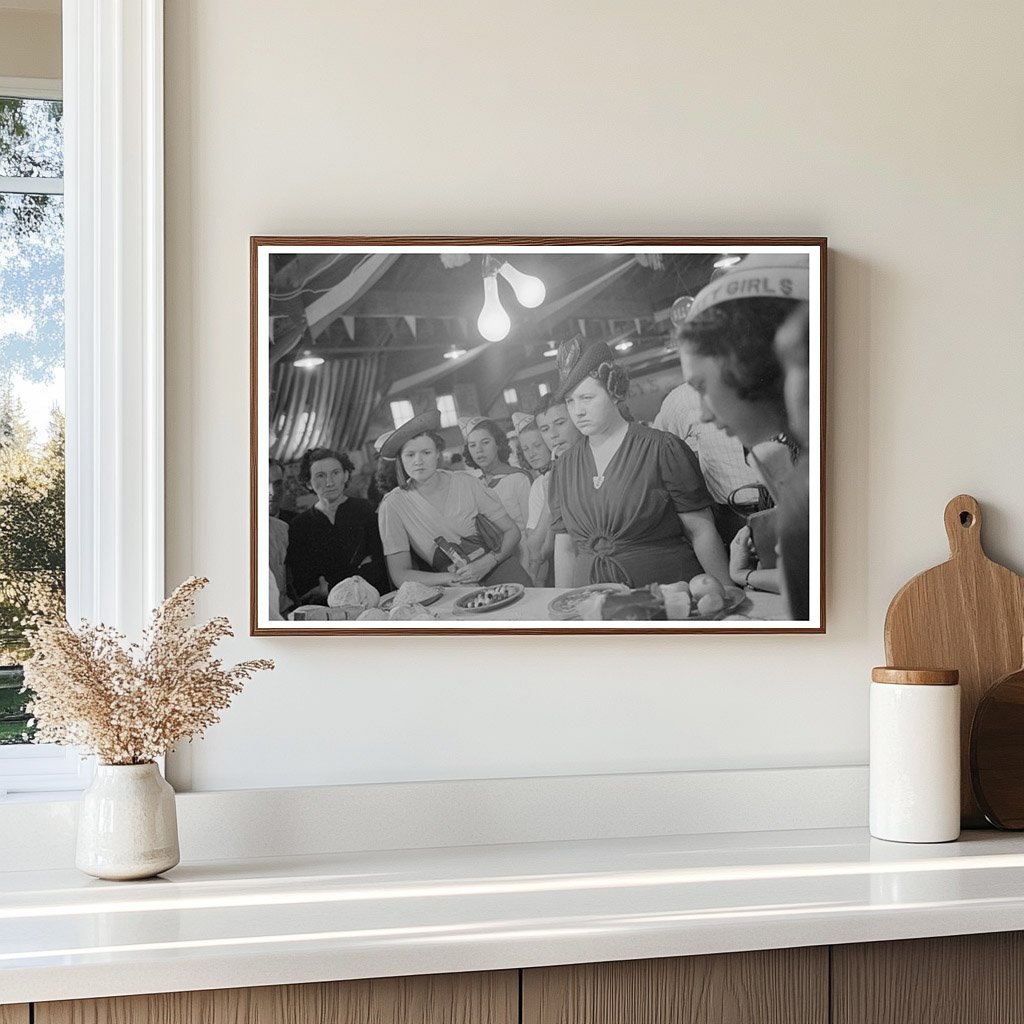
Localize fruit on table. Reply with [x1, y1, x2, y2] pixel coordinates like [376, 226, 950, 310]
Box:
[689, 574, 725, 600]
[660, 581, 693, 620]
[696, 593, 726, 616]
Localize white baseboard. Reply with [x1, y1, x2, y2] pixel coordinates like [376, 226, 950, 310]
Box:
[0, 765, 868, 872]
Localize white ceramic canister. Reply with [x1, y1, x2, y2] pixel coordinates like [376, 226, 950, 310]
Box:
[870, 667, 961, 843]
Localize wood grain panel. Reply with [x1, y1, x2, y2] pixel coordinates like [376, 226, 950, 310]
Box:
[522, 949, 828, 1024]
[833, 933, 1024, 1024]
[883, 493, 1024, 826]
[36, 971, 518, 1024]
[0, 1006, 29, 1024]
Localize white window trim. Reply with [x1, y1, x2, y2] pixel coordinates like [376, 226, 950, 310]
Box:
[0, 76, 62, 100]
[0, 2, 165, 797]
[0, 175, 63, 194]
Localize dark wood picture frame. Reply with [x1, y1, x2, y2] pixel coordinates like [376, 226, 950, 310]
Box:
[251, 237, 827, 636]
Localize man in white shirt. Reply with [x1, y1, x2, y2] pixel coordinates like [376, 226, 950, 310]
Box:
[524, 395, 582, 585]
[654, 374, 764, 544]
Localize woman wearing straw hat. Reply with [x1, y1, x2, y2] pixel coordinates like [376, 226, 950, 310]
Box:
[376, 411, 531, 589]
[549, 338, 730, 590]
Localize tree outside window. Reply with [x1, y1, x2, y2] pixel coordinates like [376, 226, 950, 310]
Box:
[0, 94, 65, 744]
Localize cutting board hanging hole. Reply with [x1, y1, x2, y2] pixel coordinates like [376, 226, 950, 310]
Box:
[944, 494, 982, 556]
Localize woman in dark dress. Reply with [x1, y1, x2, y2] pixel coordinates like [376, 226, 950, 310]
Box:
[549, 338, 731, 589]
[286, 447, 390, 602]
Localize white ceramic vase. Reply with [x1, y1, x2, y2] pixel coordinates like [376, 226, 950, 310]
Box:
[76, 762, 180, 880]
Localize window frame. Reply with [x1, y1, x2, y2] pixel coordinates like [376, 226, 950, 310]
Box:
[0, 75, 81, 795]
[0, 0, 165, 799]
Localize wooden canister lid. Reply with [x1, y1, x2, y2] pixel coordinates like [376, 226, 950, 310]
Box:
[871, 667, 960, 686]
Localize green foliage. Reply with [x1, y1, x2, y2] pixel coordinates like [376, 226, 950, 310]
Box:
[0, 96, 65, 742]
[0, 96, 62, 173]
[0, 390, 65, 666]
[0, 665, 32, 744]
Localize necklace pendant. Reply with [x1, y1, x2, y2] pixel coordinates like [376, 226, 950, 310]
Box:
[593, 475, 605, 490]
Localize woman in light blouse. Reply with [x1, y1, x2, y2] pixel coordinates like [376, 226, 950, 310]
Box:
[375, 411, 531, 588]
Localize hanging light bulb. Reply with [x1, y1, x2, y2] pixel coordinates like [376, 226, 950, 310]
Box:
[477, 271, 511, 342]
[543, 345, 559, 358]
[293, 352, 325, 369]
[498, 262, 546, 308]
[713, 254, 742, 269]
[443, 344, 467, 360]
[614, 339, 634, 353]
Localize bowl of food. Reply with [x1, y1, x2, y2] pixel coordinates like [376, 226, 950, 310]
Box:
[454, 583, 525, 614]
[651, 577, 747, 620]
[547, 583, 630, 620]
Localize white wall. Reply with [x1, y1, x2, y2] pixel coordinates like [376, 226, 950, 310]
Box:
[163, 1, 1024, 791]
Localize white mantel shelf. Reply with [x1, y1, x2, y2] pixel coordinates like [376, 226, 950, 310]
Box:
[5, 826, 1024, 1004]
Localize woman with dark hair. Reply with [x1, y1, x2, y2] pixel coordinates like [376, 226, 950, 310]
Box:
[461, 418, 531, 517]
[285, 446, 389, 602]
[677, 253, 811, 617]
[678, 298, 797, 472]
[549, 338, 730, 589]
[376, 411, 531, 588]
[460, 416, 532, 571]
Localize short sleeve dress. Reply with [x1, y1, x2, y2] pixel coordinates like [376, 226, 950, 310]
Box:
[548, 423, 712, 588]
[377, 470, 531, 586]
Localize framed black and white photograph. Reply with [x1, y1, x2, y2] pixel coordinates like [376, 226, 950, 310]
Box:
[251, 237, 826, 635]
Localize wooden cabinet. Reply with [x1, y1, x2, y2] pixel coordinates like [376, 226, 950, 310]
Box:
[18, 933, 1024, 1024]
[522, 948, 828, 1024]
[832, 932, 1024, 1024]
[35, 971, 518, 1024]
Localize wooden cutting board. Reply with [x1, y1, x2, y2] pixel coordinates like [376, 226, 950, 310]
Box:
[884, 494, 1024, 827]
[969, 647, 1024, 829]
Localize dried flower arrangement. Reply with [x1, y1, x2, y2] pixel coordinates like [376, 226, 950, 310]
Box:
[22, 577, 273, 765]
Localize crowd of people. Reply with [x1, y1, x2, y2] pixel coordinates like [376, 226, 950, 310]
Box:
[267, 253, 813, 621]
